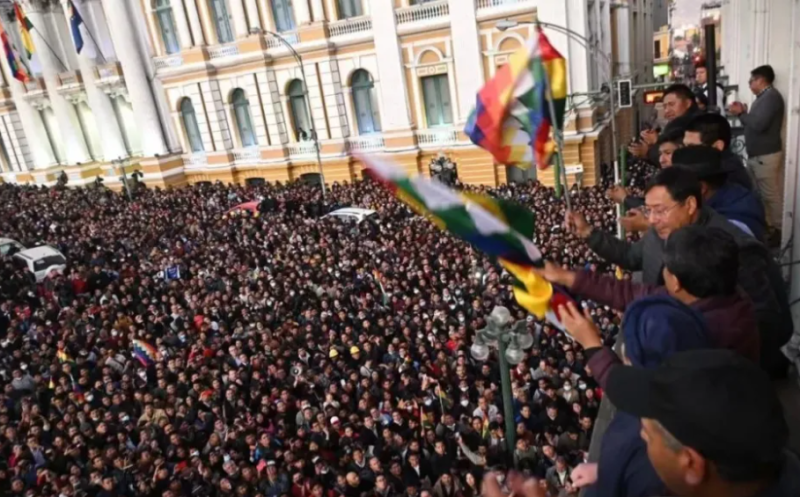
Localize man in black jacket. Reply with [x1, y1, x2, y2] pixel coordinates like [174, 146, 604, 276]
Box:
[629, 84, 700, 166]
[566, 167, 791, 377]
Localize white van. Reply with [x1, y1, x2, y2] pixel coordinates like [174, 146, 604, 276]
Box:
[0, 238, 24, 256]
[13, 246, 67, 282]
[322, 208, 377, 224]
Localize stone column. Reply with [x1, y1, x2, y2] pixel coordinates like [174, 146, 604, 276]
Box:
[257, 0, 275, 31]
[243, 0, 261, 31]
[82, 0, 117, 60]
[326, 0, 339, 22]
[0, 63, 53, 167]
[24, 1, 90, 164]
[185, 0, 206, 45]
[310, 0, 325, 22]
[60, 1, 127, 161]
[371, 0, 411, 130]
[229, 0, 249, 38]
[171, 0, 194, 49]
[100, 0, 168, 156]
[448, 0, 483, 123]
[294, 0, 312, 26]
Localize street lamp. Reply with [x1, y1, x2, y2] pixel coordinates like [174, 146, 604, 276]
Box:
[262, 30, 327, 200]
[112, 157, 133, 201]
[470, 306, 534, 463]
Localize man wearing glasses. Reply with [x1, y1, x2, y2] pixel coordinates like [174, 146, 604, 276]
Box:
[566, 167, 791, 378]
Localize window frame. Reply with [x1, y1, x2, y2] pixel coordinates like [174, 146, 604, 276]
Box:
[421, 74, 453, 128]
[287, 79, 311, 140]
[155, 0, 181, 54]
[271, 0, 296, 32]
[180, 98, 205, 153]
[232, 89, 257, 147]
[351, 70, 381, 135]
[209, 0, 234, 44]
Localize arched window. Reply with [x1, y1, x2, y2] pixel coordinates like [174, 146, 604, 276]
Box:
[271, 0, 295, 32]
[209, 0, 234, 44]
[155, 0, 180, 54]
[351, 70, 381, 135]
[338, 0, 362, 19]
[232, 89, 257, 147]
[180, 98, 204, 152]
[287, 79, 311, 141]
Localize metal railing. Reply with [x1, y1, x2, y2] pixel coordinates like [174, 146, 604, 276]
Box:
[329, 16, 373, 37]
[347, 135, 385, 152]
[154, 55, 184, 69]
[416, 128, 460, 148]
[396, 0, 449, 24]
[207, 43, 240, 59]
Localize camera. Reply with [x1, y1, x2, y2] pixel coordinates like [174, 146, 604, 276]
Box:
[290, 366, 303, 377]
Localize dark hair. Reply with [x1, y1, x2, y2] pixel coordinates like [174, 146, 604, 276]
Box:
[686, 113, 732, 149]
[644, 167, 703, 210]
[663, 84, 696, 102]
[751, 65, 775, 84]
[657, 129, 684, 147]
[664, 226, 738, 298]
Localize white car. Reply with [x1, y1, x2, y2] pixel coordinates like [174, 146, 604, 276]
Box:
[13, 246, 67, 282]
[322, 208, 377, 224]
[0, 237, 24, 256]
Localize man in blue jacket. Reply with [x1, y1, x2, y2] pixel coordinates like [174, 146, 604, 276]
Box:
[672, 146, 766, 241]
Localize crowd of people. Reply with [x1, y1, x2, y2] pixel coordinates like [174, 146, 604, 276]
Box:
[0, 158, 651, 497]
[1, 63, 796, 497]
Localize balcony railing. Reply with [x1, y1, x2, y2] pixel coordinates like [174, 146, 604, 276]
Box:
[287, 141, 317, 159]
[233, 147, 260, 164]
[329, 16, 373, 37]
[477, 0, 529, 8]
[396, 0, 449, 24]
[266, 31, 300, 49]
[207, 43, 240, 59]
[184, 152, 208, 167]
[347, 135, 385, 152]
[154, 54, 184, 69]
[417, 128, 460, 148]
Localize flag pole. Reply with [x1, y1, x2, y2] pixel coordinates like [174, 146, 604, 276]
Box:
[537, 25, 572, 212]
[31, 27, 68, 72]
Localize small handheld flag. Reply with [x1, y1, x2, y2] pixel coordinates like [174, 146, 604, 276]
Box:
[132, 339, 159, 366]
[13, 2, 34, 60]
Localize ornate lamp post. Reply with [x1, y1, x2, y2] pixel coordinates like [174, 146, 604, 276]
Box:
[470, 306, 534, 463]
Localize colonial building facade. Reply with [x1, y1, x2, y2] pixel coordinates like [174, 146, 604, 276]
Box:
[0, 0, 653, 189]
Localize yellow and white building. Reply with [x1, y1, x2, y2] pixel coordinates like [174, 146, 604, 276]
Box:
[0, 0, 655, 189]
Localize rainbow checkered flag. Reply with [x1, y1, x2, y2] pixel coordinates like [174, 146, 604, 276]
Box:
[466, 27, 567, 169]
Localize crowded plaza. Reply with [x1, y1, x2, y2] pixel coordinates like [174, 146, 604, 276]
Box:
[1, 0, 800, 494]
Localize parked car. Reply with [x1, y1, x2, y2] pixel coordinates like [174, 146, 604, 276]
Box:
[0, 237, 24, 256]
[322, 208, 377, 224]
[13, 246, 67, 282]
